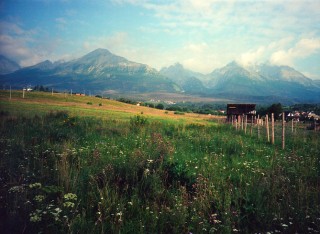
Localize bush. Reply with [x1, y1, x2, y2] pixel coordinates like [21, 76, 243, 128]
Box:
[155, 104, 164, 110]
[130, 115, 148, 129]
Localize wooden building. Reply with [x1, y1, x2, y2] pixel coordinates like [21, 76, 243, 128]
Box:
[227, 104, 256, 122]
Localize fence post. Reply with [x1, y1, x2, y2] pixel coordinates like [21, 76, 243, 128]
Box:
[271, 113, 275, 145]
[282, 112, 285, 149]
[9, 86, 11, 100]
[244, 115, 247, 134]
[250, 115, 253, 136]
[266, 114, 270, 142]
[23, 88, 25, 98]
[241, 114, 244, 131]
[257, 115, 260, 139]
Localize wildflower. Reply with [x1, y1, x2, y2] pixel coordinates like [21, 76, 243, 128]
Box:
[30, 210, 42, 222]
[29, 183, 42, 189]
[144, 169, 150, 176]
[55, 208, 62, 213]
[64, 193, 77, 201]
[8, 185, 24, 193]
[34, 195, 45, 202]
[63, 201, 75, 208]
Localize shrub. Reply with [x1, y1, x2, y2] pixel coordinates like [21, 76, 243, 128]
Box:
[130, 115, 148, 129]
[155, 104, 164, 110]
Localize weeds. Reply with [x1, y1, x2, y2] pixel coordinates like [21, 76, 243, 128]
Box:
[0, 111, 319, 233]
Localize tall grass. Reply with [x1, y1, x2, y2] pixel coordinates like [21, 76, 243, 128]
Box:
[0, 111, 319, 233]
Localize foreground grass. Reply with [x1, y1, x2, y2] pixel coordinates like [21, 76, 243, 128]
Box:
[0, 91, 319, 233]
[0, 110, 319, 233]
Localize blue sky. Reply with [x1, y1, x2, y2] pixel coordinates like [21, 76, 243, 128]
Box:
[0, 0, 319, 79]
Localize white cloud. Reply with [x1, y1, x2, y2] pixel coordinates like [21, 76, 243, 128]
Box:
[237, 46, 266, 66]
[0, 20, 63, 66]
[270, 37, 320, 66]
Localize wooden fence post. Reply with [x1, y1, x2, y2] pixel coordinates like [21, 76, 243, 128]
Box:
[291, 119, 294, 133]
[271, 113, 275, 145]
[22, 88, 25, 98]
[282, 112, 285, 149]
[244, 115, 247, 134]
[266, 114, 270, 142]
[250, 115, 253, 136]
[9, 86, 11, 100]
[241, 114, 244, 131]
[257, 115, 260, 139]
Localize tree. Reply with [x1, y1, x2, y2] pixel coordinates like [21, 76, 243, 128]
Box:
[267, 103, 283, 120]
[155, 103, 164, 110]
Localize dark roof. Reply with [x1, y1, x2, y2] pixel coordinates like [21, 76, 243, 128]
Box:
[227, 104, 256, 115]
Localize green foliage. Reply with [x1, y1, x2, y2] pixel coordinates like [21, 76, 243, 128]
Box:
[155, 103, 164, 110]
[257, 103, 283, 119]
[33, 85, 50, 92]
[117, 97, 137, 105]
[1, 111, 319, 233]
[130, 115, 148, 131]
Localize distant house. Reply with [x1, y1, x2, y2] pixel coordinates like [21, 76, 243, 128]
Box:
[227, 104, 256, 122]
[75, 93, 86, 96]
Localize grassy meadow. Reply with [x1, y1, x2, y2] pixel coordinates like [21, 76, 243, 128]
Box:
[0, 91, 319, 233]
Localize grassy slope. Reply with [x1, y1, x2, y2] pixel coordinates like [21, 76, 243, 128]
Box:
[0, 90, 222, 124]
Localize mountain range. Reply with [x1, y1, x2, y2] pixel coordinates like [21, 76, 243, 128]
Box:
[0, 48, 319, 103]
[0, 49, 180, 94]
[0, 55, 21, 75]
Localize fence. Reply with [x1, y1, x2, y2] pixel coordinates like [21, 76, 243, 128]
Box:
[228, 113, 318, 149]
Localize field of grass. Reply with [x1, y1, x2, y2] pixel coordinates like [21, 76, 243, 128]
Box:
[0, 91, 319, 233]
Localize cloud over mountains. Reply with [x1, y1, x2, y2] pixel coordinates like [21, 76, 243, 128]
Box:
[0, 0, 319, 79]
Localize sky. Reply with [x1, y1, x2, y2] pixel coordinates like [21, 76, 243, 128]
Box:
[0, 0, 319, 79]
